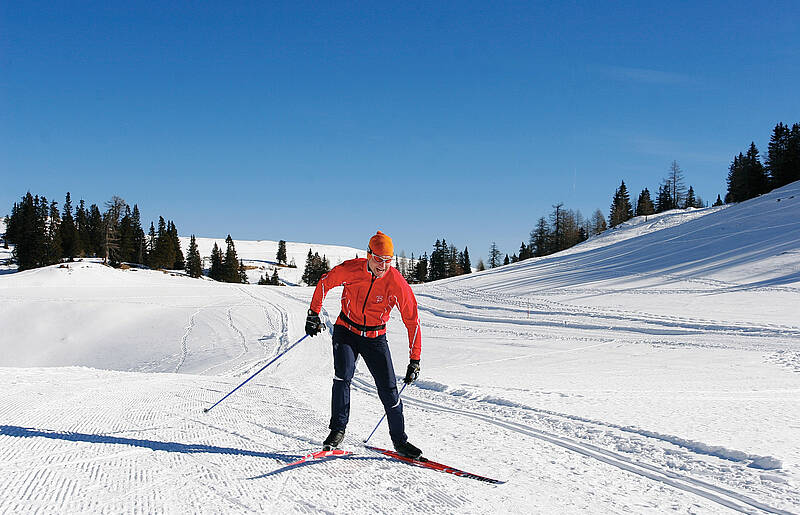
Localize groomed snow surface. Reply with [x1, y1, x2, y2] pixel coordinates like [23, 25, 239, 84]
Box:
[1, 182, 800, 514]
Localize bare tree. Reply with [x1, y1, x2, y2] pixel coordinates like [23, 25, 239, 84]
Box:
[668, 161, 686, 210]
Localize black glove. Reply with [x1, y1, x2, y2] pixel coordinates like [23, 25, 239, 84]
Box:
[403, 359, 420, 384]
[305, 309, 323, 337]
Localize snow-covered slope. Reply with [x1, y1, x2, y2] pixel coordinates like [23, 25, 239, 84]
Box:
[1, 182, 799, 513]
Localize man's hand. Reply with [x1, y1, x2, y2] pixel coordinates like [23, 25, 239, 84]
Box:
[403, 359, 420, 384]
[305, 309, 323, 337]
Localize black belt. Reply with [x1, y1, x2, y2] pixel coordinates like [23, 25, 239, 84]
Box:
[339, 312, 386, 333]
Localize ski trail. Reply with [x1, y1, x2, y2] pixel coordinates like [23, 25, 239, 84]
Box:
[174, 307, 202, 373]
[350, 377, 791, 515]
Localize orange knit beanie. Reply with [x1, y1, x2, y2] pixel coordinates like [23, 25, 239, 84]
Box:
[368, 231, 394, 257]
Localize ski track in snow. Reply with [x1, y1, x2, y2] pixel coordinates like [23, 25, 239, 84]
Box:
[351, 376, 794, 514]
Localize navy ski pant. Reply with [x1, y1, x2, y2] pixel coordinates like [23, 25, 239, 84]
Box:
[329, 324, 407, 444]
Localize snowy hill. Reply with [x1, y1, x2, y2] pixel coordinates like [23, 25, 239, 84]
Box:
[178, 236, 367, 286]
[1, 182, 799, 513]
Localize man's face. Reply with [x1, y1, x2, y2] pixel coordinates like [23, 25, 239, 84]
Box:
[368, 253, 392, 278]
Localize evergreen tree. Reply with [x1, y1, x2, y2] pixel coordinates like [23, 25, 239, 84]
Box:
[258, 273, 270, 285]
[271, 268, 280, 285]
[301, 249, 329, 286]
[635, 188, 655, 217]
[277, 240, 287, 265]
[75, 200, 89, 257]
[549, 203, 567, 252]
[88, 204, 103, 257]
[531, 217, 550, 256]
[223, 235, 241, 282]
[185, 235, 203, 278]
[727, 143, 768, 202]
[459, 246, 472, 273]
[209, 242, 224, 280]
[429, 239, 447, 281]
[609, 181, 633, 227]
[713, 194, 723, 207]
[146, 222, 157, 267]
[414, 252, 428, 283]
[60, 192, 78, 261]
[131, 205, 146, 264]
[47, 200, 62, 265]
[503, 254, 510, 266]
[745, 142, 769, 197]
[684, 186, 697, 208]
[118, 206, 134, 263]
[788, 123, 800, 185]
[169, 221, 185, 269]
[656, 181, 673, 212]
[239, 259, 249, 284]
[152, 217, 175, 269]
[488, 242, 502, 268]
[765, 122, 799, 188]
[447, 244, 461, 277]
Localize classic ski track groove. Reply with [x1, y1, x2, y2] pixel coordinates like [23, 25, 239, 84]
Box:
[350, 377, 790, 515]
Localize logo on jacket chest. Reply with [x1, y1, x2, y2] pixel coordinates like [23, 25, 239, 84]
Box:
[374, 295, 384, 303]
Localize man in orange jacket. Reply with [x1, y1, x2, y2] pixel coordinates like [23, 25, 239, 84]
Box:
[305, 231, 423, 458]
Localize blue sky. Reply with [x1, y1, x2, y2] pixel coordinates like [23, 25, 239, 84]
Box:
[2, 2, 799, 262]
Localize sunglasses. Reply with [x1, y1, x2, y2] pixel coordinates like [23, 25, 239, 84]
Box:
[369, 249, 393, 264]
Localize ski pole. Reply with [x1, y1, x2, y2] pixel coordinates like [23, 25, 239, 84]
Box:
[363, 382, 408, 444]
[203, 334, 309, 413]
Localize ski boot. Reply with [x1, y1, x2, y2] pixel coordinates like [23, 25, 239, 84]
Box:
[322, 429, 345, 451]
[393, 439, 422, 459]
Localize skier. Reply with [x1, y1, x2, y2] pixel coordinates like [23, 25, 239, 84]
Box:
[305, 230, 423, 458]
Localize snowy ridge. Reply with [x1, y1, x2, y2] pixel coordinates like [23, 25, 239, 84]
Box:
[1, 182, 799, 513]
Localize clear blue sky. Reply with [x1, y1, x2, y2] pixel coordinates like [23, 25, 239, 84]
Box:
[2, 1, 799, 262]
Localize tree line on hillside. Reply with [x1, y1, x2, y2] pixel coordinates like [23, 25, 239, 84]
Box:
[726, 122, 800, 203]
[4, 192, 185, 272]
[2, 191, 255, 284]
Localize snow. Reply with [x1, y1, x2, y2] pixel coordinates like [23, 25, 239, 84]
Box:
[1, 182, 800, 513]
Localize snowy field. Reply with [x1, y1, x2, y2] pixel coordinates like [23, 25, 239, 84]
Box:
[1, 182, 799, 513]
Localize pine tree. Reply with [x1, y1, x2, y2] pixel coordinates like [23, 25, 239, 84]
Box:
[745, 142, 769, 198]
[131, 205, 146, 265]
[765, 122, 796, 188]
[414, 252, 428, 283]
[118, 206, 134, 263]
[223, 235, 241, 282]
[609, 181, 633, 227]
[713, 194, 723, 206]
[209, 242, 224, 280]
[88, 204, 103, 257]
[271, 268, 280, 285]
[503, 254, 510, 266]
[277, 240, 287, 265]
[239, 259, 249, 284]
[635, 188, 655, 217]
[531, 217, 550, 256]
[186, 235, 203, 278]
[460, 246, 472, 273]
[656, 181, 673, 212]
[169, 221, 185, 269]
[488, 242, 502, 268]
[47, 200, 62, 265]
[60, 192, 78, 261]
[75, 200, 89, 257]
[684, 186, 697, 208]
[146, 222, 157, 267]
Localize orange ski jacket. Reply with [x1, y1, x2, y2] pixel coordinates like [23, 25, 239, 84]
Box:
[310, 258, 422, 361]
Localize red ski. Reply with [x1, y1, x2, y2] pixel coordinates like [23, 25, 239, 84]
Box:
[285, 448, 353, 467]
[365, 445, 505, 484]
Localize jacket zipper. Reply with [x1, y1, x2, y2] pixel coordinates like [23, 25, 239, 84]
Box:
[362, 275, 376, 328]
